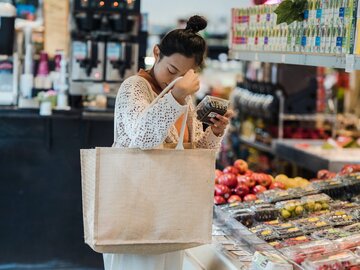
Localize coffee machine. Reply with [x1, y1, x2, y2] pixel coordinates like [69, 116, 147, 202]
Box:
[70, 0, 145, 107]
[0, 2, 18, 105]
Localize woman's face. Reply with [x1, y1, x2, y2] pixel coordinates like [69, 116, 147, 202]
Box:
[152, 45, 197, 89]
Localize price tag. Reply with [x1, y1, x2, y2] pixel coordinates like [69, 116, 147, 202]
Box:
[345, 54, 355, 72]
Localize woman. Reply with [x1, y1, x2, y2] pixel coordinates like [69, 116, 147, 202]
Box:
[104, 15, 233, 270]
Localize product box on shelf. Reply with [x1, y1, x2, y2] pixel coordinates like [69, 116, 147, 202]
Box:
[251, 204, 279, 222]
[275, 199, 306, 220]
[294, 216, 332, 234]
[322, 210, 355, 227]
[301, 193, 332, 213]
[302, 250, 360, 270]
[231, 0, 360, 55]
[311, 227, 351, 240]
[311, 179, 347, 200]
[333, 233, 360, 250]
[280, 240, 337, 265]
[250, 224, 279, 242]
[259, 189, 299, 203]
[231, 209, 255, 227]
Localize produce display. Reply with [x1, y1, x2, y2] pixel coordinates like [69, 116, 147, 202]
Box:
[214, 159, 309, 205]
[213, 164, 360, 269]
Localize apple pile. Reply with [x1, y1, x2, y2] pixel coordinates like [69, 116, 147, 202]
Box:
[214, 159, 285, 205]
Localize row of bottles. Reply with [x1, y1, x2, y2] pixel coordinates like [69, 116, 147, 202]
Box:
[231, 0, 358, 54]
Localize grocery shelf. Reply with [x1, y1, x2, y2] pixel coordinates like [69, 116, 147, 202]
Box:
[239, 136, 275, 154]
[275, 139, 360, 172]
[229, 50, 357, 70]
[280, 113, 336, 122]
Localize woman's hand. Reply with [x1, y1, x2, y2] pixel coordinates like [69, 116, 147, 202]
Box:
[171, 69, 200, 104]
[210, 110, 234, 137]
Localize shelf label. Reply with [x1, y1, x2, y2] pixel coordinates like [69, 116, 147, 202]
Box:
[281, 54, 286, 63]
[345, 54, 355, 72]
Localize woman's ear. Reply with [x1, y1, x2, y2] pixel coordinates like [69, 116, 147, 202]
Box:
[153, 45, 160, 62]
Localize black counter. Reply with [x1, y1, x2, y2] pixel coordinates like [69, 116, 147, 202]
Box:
[0, 106, 113, 267]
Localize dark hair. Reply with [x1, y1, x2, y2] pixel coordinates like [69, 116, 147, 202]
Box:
[158, 15, 207, 67]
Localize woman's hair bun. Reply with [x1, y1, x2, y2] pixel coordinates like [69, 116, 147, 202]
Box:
[185, 15, 207, 33]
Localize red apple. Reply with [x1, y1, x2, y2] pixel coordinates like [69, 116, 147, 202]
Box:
[237, 175, 256, 188]
[269, 181, 286, 190]
[243, 194, 257, 202]
[215, 169, 223, 178]
[254, 173, 272, 187]
[234, 184, 249, 197]
[214, 184, 231, 199]
[245, 170, 254, 177]
[340, 164, 360, 175]
[223, 166, 239, 175]
[227, 195, 242, 203]
[233, 159, 248, 174]
[317, 169, 331, 179]
[214, 196, 226, 205]
[218, 173, 238, 188]
[252, 185, 267, 194]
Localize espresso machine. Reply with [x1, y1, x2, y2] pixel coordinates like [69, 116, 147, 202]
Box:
[70, 0, 145, 108]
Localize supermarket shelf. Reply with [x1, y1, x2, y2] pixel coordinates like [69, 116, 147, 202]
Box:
[280, 113, 336, 122]
[275, 139, 360, 172]
[239, 136, 275, 154]
[229, 50, 353, 69]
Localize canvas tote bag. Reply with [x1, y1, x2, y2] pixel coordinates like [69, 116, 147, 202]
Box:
[81, 77, 217, 254]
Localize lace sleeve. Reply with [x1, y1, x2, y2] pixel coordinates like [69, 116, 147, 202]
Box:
[193, 116, 224, 149]
[114, 76, 187, 149]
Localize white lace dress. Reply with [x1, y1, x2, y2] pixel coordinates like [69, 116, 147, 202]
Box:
[103, 75, 223, 270]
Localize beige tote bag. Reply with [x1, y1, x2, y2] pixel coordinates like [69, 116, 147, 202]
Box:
[81, 77, 216, 254]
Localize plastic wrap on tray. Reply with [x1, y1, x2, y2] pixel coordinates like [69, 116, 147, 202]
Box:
[323, 210, 355, 227]
[251, 204, 279, 222]
[275, 199, 306, 220]
[301, 193, 332, 214]
[291, 185, 318, 197]
[343, 223, 360, 234]
[311, 228, 351, 241]
[268, 240, 285, 249]
[302, 250, 360, 270]
[249, 224, 279, 242]
[281, 235, 313, 247]
[293, 217, 332, 233]
[196, 96, 229, 125]
[329, 200, 360, 210]
[280, 240, 337, 265]
[340, 173, 360, 196]
[350, 208, 360, 222]
[311, 179, 347, 200]
[265, 221, 303, 239]
[274, 225, 304, 239]
[259, 189, 299, 203]
[230, 209, 255, 227]
[333, 234, 360, 250]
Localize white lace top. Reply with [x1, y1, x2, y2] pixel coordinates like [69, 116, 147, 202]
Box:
[113, 75, 223, 150]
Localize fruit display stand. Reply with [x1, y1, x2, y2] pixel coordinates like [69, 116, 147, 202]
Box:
[211, 169, 360, 269]
[275, 139, 360, 172]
